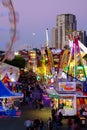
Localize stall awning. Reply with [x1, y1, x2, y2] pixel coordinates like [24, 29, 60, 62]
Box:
[0, 81, 23, 98]
[46, 88, 60, 98]
[0, 62, 19, 82]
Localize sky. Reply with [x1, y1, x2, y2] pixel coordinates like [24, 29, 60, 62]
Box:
[0, 0, 87, 51]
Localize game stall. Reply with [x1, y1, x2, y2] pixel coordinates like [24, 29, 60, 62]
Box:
[54, 80, 87, 116]
[0, 80, 23, 118]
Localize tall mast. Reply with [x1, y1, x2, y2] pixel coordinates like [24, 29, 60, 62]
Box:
[46, 28, 49, 48]
[45, 28, 54, 71]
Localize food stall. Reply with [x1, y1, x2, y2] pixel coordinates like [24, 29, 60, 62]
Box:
[76, 95, 87, 116]
[56, 82, 77, 116]
[58, 94, 76, 116]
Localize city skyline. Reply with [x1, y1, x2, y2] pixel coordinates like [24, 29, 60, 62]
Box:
[0, 0, 87, 51]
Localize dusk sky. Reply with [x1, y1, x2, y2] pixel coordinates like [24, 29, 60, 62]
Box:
[0, 0, 87, 51]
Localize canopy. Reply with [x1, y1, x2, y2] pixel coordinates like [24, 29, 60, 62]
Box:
[0, 81, 23, 98]
[0, 62, 20, 82]
[46, 88, 60, 98]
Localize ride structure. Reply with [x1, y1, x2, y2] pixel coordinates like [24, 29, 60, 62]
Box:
[46, 28, 55, 75]
[46, 28, 54, 73]
[58, 35, 87, 81]
[0, 0, 18, 62]
[36, 29, 55, 85]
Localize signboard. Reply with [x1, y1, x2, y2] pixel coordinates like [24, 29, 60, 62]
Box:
[58, 82, 76, 93]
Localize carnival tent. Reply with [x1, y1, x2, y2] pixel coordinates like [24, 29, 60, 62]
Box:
[0, 81, 23, 98]
[0, 62, 20, 82]
[2, 73, 11, 83]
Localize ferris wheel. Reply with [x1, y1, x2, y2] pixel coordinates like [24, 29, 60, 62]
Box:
[0, 0, 18, 62]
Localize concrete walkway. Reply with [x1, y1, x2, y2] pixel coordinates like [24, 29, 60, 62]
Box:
[0, 89, 87, 130]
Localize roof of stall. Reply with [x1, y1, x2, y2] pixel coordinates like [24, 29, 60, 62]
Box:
[0, 80, 23, 99]
[46, 88, 60, 98]
[0, 62, 19, 81]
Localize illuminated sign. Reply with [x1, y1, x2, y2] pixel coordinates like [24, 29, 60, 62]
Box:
[59, 82, 76, 92]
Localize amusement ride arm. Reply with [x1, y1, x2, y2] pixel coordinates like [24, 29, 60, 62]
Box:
[78, 40, 87, 58]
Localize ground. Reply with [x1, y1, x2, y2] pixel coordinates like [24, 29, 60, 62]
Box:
[0, 89, 87, 130]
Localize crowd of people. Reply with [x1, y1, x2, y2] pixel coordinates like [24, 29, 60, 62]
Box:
[67, 116, 81, 130]
[24, 118, 44, 130]
[24, 115, 82, 130]
[22, 84, 84, 130]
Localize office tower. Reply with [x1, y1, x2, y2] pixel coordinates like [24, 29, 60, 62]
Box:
[77, 30, 87, 47]
[52, 14, 77, 49]
[86, 36, 87, 47]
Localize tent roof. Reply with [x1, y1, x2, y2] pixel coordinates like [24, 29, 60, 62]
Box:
[0, 62, 19, 81]
[0, 81, 23, 98]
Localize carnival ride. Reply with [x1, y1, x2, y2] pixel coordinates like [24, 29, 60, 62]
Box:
[69, 38, 87, 61]
[68, 37, 86, 80]
[36, 28, 54, 85]
[58, 36, 87, 81]
[0, 0, 20, 83]
[0, 0, 18, 62]
[46, 28, 54, 72]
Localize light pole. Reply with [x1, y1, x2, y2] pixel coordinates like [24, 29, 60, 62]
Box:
[32, 32, 35, 49]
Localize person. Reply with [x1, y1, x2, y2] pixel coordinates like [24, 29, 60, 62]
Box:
[67, 117, 73, 130]
[39, 118, 44, 130]
[80, 107, 85, 116]
[39, 99, 44, 109]
[40, 93, 43, 100]
[34, 98, 39, 109]
[58, 112, 63, 125]
[47, 117, 53, 130]
[33, 118, 40, 130]
[71, 116, 81, 130]
[24, 118, 31, 130]
[29, 92, 33, 101]
[51, 108, 56, 121]
[2, 99, 8, 111]
[30, 120, 34, 130]
[58, 106, 65, 115]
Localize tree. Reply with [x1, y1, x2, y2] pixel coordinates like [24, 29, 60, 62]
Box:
[5, 55, 26, 69]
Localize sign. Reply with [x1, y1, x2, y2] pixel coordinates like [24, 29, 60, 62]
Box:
[58, 82, 76, 93]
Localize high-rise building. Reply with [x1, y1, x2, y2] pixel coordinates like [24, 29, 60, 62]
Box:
[52, 14, 77, 49]
[77, 30, 87, 47]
